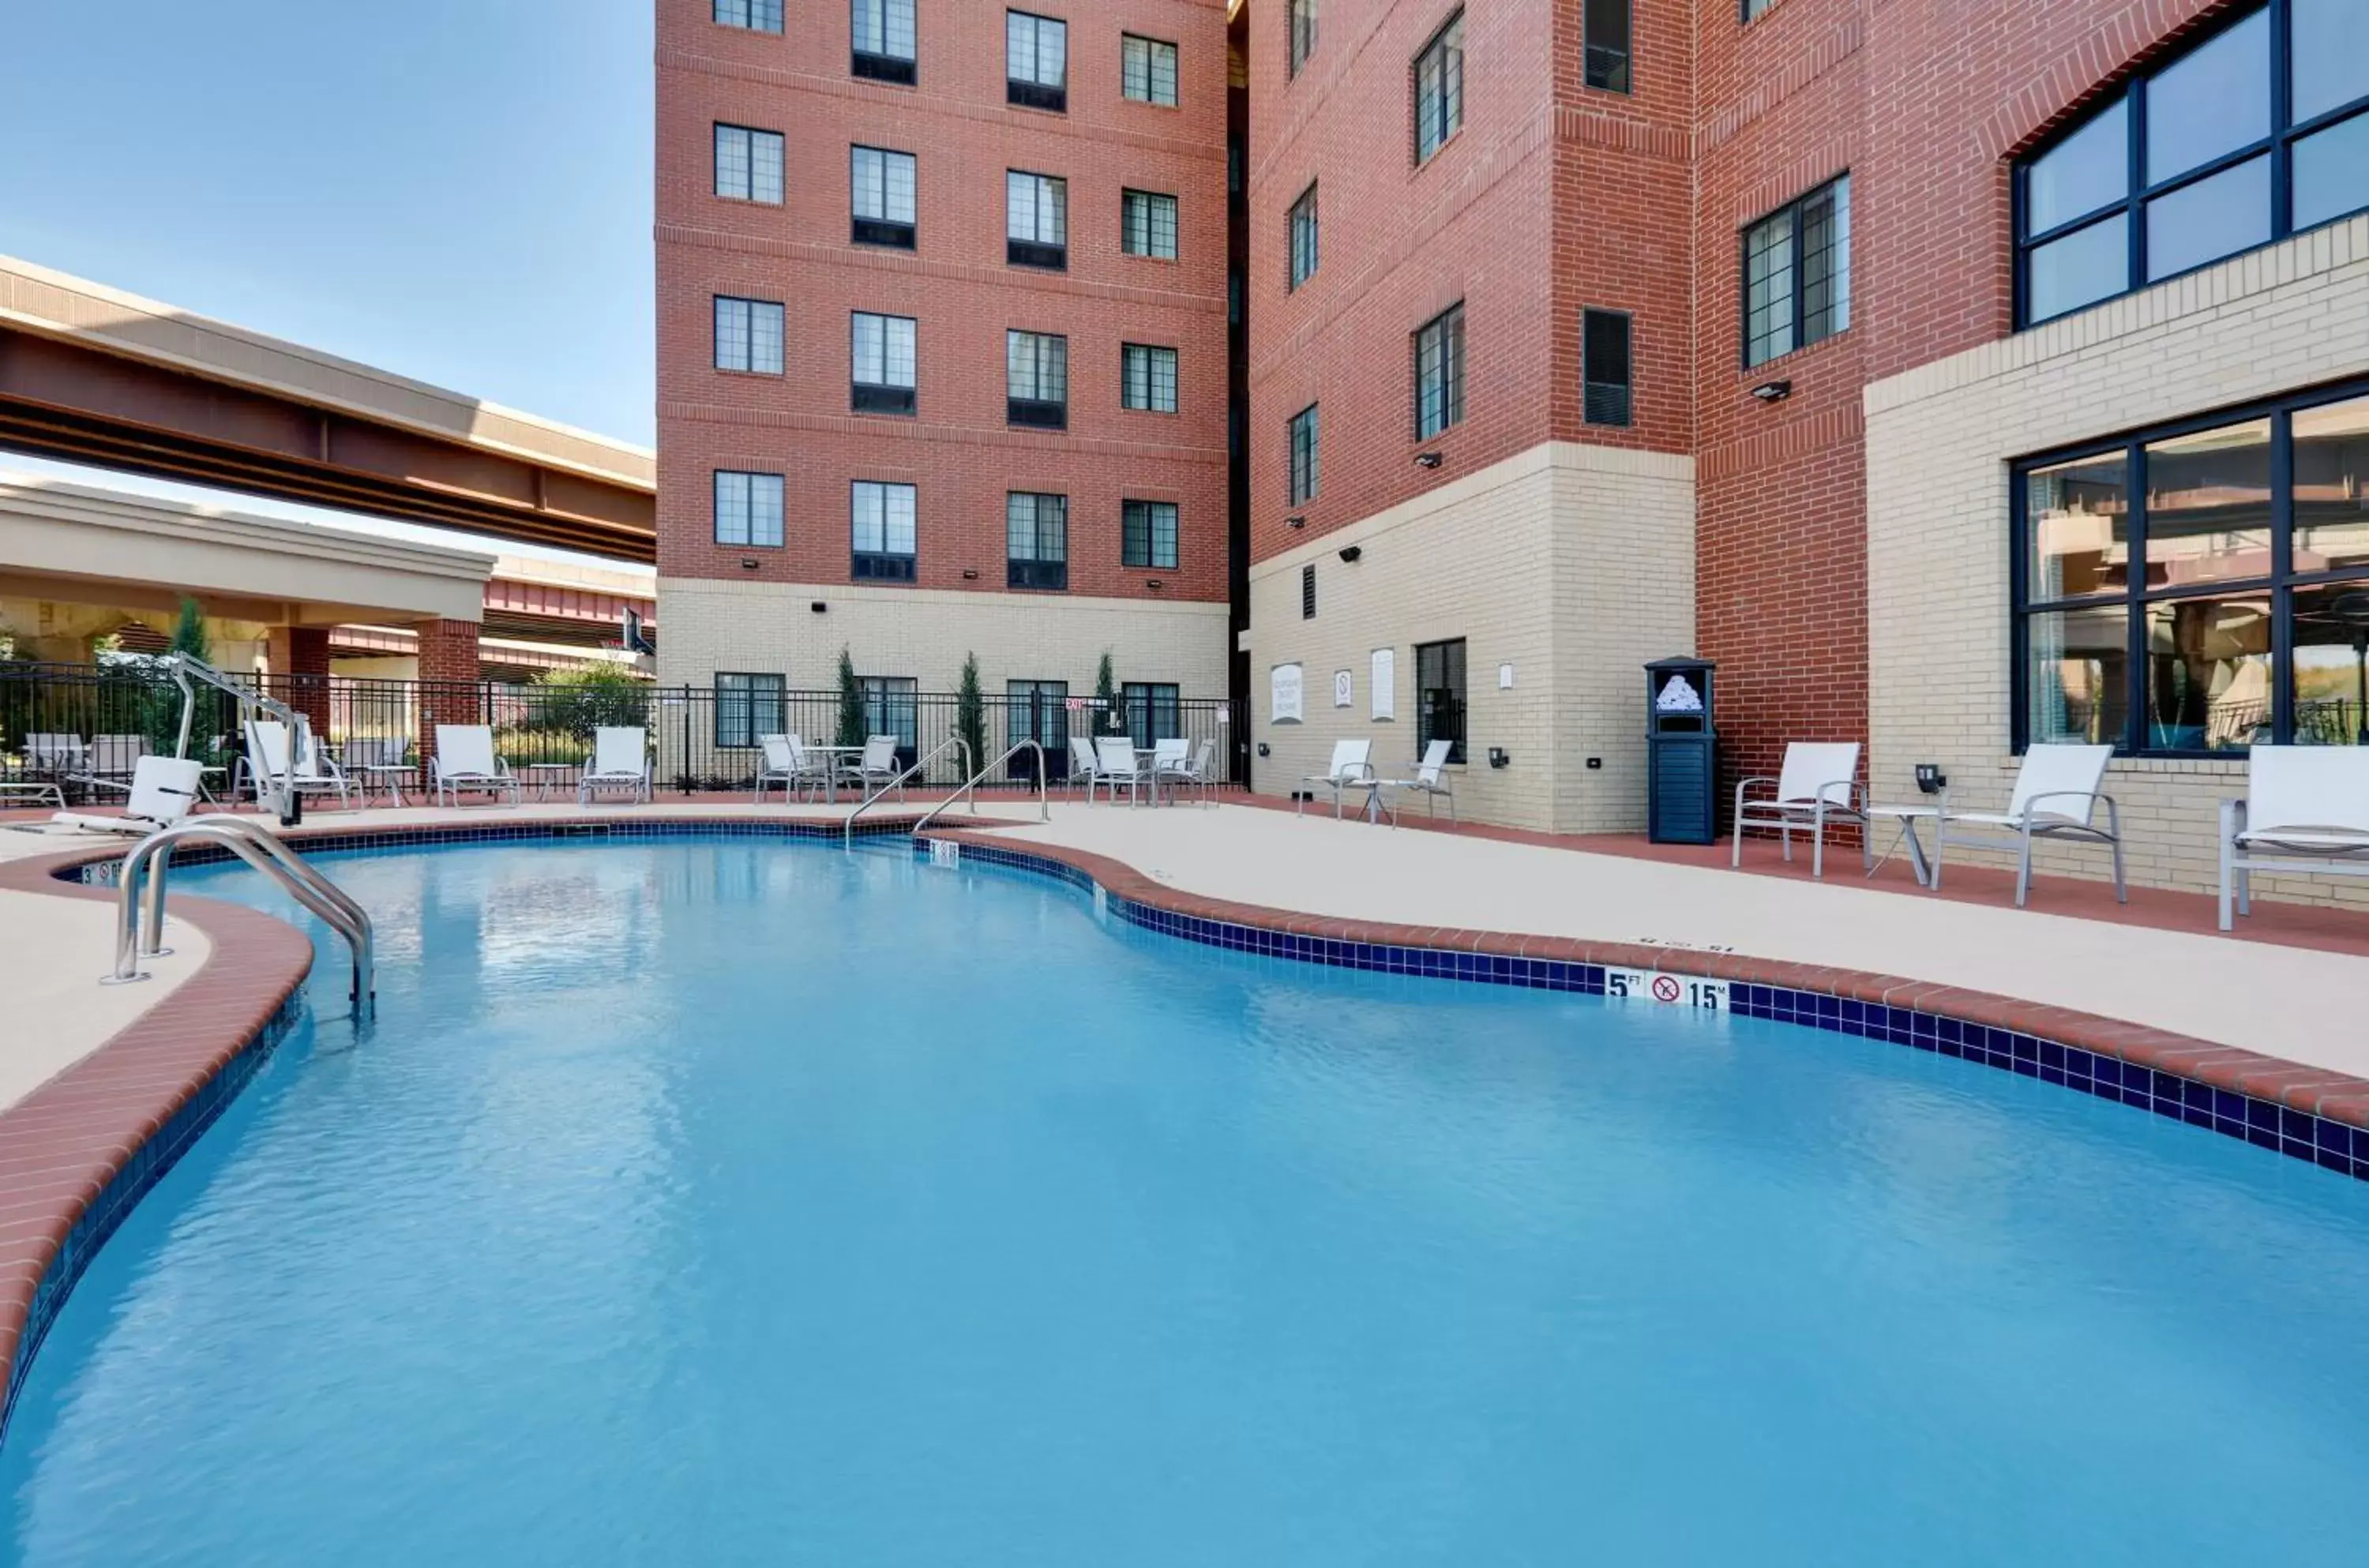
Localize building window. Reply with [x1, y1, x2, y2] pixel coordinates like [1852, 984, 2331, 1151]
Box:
[1008, 681, 1070, 778]
[713, 0, 782, 34]
[1288, 403, 1320, 505]
[1584, 0, 1630, 92]
[1121, 343, 1179, 412]
[1121, 189, 1180, 259]
[1289, 183, 1320, 290]
[1288, 0, 1317, 77]
[850, 313, 917, 416]
[1122, 33, 1179, 105]
[858, 676, 919, 757]
[1006, 10, 1068, 111]
[712, 471, 784, 548]
[1122, 500, 1180, 569]
[2014, 1, 2369, 328]
[1413, 11, 1465, 164]
[713, 295, 783, 374]
[1301, 563, 1317, 618]
[1742, 174, 1849, 368]
[1413, 302, 1466, 439]
[715, 125, 784, 204]
[850, 145, 917, 248]
[1741, 0, 1777, 20]
[852, 0, 917, 83]
[1007, 330, 1069, 429]
[850, 480, 918, 582]
[1006, 171, 1068, 269]
[1582, 309, 1632, 427]
[1006, 493, 1068, 590]
[715, 672, 784, 748]
[2014, 382, 2369, 756]
[1121, 683, 1181, 747]
[1415, 638, 1467, 763]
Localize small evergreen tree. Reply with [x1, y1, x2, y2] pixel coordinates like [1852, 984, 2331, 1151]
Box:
[835, 647, 867, 748]
[169, 597, 213, 665]
[955, 652, 988, 782]
[1094, 651, 1121, 737]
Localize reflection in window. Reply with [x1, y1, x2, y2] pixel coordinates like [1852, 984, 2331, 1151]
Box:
[2025, 452, 2128, 599]
[2146, 595, 2271, 752]
[2142, 9, 2269, 182]
[2294, 396, 2369, 579]
[2292, 582, 2369, 745]
[2145, 156, 2270, 283]
[2025, 99, 2127, 234]
[2026, 605, 2128, 746]
[2145, 420, 2272, 587]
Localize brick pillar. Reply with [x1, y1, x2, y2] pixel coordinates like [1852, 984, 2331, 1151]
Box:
[414, 618, 483, 782]
[268, 625, 333, 734]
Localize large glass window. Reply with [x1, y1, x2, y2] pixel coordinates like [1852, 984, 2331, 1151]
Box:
[1123, 499, 1179, 569]
[1122, 189, 1179, 259]
[850, 313, 916, 416]
[1122, 34, 1178, 105]
[2014, 0, 2369, 327]
[852, 0, 916, 83]
[1413, 302, 1466, 439]
[714, 0, 782, 33]
[715, 672, 784, 749]
[714, 125, 783, 204]
[1006, 330, 1068, 429]
[1289, 184, 1320, 291]
[712, 295, 783, 374]
[1006, 11, 1067, 111]
[850, 145, 916, 248]
[1582, 308, 1632, 427]
[1743, 175, 1849, 367]
[1413, 12, 1465, 164]
[850, 481, 917, 582]
[1121, 683, 1181, 748]
[858, 677, 918, 757]
[1584, 0, 1629, 93]
[1006, 493, 1068, 591]
[1414, 639, 1466, 763]
[1006, 171, 1068, 269]
[2014, 384, 2369, 753]
[1287, 403, 1320, 505]
[1121, 343, 1178, 412]
[712, 471, 784, 548]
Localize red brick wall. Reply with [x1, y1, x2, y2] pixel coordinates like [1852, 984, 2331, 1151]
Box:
[655, 0, 1232, 606]
[268, 625, 333, 734]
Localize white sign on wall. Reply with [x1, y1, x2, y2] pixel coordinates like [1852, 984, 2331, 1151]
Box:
[1333, 670, 1353, 708]
[1499, 663, 1516, 690]
[1271, 662, 1305, 723]
[1371, 648, 1396, 720]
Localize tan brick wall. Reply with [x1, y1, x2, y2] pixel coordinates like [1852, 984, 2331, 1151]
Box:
[1865, 215, 2369, 904]
[656, 577, 1230, 700]
[1245, 440, 1694, 833]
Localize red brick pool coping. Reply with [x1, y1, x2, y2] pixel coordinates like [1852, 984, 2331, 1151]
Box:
[5, 810, 2367, 1439]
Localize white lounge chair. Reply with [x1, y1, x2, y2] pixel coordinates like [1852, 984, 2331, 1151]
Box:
[1732, 741, 1868, 878]
[756, 733, 816, 803]
[78, 734, 150, 790]
[578, 726, 651, 805]
[1095, 735, 1152, 805]
[239, 718, 352, 812]
[1367, 738, 1457, 826]
[431, 724, 519, 807]
[24, 734, 86, 788]
[1158, 737, 1218, 805]
[841, 735, 903, 799]
[1068, 735, 1106, 800]
[1297, 739, 1376, 819]
[1148, 738, 1189, 805]
[2219, 745, 2369, 930]
[51, 756, 205, 835]
[1932, 742, 2123, 907]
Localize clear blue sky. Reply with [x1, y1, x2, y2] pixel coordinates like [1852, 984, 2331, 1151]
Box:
[0, 0, 655, 445]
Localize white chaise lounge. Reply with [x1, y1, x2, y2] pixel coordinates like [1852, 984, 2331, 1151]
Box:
[240, 718, 352, 812]
[1297, 740, 1376, 819]
[578, 726, 652, 805]
[51, 756, 205, 835]
[2219, 745, 2369, 931]
[1732, 741, 1867, 878]
[1932, 742, 2123, 908]
[432, 725, 520, 807]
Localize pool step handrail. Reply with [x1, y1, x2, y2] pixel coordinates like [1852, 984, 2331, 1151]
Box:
[109, 816, 375, 1011]
[844, 737, 972, 846]
[913, 740, 1049, 835]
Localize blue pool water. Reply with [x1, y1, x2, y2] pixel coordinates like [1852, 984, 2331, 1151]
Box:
[6, 838, 2369, 1566]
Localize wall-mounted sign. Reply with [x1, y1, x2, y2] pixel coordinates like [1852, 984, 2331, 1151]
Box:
[1271, 662, 1305, 723]
[1333, 670, 1353, 708]
[1370, 648, 1396, 720]
[1499, 663, 1515, 689]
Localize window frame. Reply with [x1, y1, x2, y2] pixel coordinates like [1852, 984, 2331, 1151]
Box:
[1006, 491, 1070, 591]
[1288, 182, 1320, 291]
[713, 0, 783, 34]
[1122, 498, 1181, 569]
[2009, 374, 2369, 757]
[714, 123, 785, 204]
[1121, 343, 1180, 414]
[1739, 174, 1851, 369]
[851, 0, 918, 83]
[711, 470, 784, 549]
[1121, 32, 1180, 106]
[1288, 0, 1317, 77]
[1005, 9, 1068, 112]
[1412, 9, 1466, 167]
[714, 672, 785, 749]
[850, 479, 918, 583]
[1005, 169, 1068, 270]
[1121, 188, 1181, 260]
[1414, 637, 1468, 764]
[1584, 0, 1631, 93]
[2011, 0, 2369, 329]
[1121, 682, 1181, 748]
[1582, 307, 1634, 428]
[850, 144, 917, 249]
[1006, 329, 1070, 430]
[850, 311, 918, 417]
[1412, 301, 1467, 441]
[712, 294, 785, 375]
[1288, 403, 1320, 505]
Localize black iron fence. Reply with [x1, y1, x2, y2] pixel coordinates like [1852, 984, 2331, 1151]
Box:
[0, 660, 1246, 798]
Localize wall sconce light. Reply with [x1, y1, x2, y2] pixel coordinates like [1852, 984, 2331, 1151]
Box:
[962, 568, 980, 580]
[1287, 515, 1307, 530]
[740, 558, 759, 571]
[1338, 545, 1362, 564]
[1146, 578, 1165, 590]
[1256, 741, 1271, 758]
[1414, 451, 1444, 469]
[809, 602, 828, 614]
[1750, 379, 1793, 403]
[1488, 747, 1511, 769]
[1914, 763, 1948, 795]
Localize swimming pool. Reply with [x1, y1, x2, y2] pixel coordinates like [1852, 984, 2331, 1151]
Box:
[6, 835, 2368, 1566]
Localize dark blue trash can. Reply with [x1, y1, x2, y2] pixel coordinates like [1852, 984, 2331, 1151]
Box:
[1645, 657, 1717, 845]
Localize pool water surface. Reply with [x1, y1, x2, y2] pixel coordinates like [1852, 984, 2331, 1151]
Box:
[5, 838, 2368, 1566]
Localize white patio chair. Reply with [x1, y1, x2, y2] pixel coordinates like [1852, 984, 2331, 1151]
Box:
[755, 733, 798, 802]
[25, 734, 88, 785]
[1932, 742, 2123, 908]
[1731, 741, 1868, 878]
[78, 734, 150, 789]
[1148, 737, 1189, 805]
[842, 735, 903, 799]
[578, 726, 651, 805]
[430, 724, 519, 807]
[2218, 745, 2369, 930]
[51, 756, 205, 835]
[240, 718, 353, 811]
[1372, 739, 1457, 826]
[1158, 737, 1218, 805]
[1095, 735, 1152, 805]
[1297, 738, 1376, 819]
[1068, 735, 1106, 801]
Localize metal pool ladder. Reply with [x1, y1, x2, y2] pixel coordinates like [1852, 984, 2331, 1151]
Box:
[913, 740, 1049, 834]
[107, 816, 375, 1014]
[843, 737, 973, 846]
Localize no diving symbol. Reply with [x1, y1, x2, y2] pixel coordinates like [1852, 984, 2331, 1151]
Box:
[1650, 975, 1682, 1003]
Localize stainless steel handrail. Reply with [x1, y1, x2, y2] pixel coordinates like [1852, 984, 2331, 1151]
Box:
[843, 737, 972, 846]
[913, 740, 1049, 834]
[109, 818, 374, 1009]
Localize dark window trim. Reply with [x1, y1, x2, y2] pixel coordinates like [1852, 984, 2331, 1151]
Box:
[1121, 32, 1180, 106]
[851, 383, 917, 416]
[713, 671, 786, 748]
[1584, 0, 1631, 93]
[1288, 0, 1316, 77]
[1412, 300, 1466, 440]
[1008, 79, 1067, 112]
[1121, 343, 1179, 414]
[1414, 636, 1468, 763]
[1121, 188, 1181, 260]
[1008, 397, 1068, 430]
[2012, 0, 2369, 328]
[1007, 237, 1068, 270]
[853, 50, 917, 84]
[711, 470, 785, 549]
[1411, 8, 1466, 167]
[1582, 307, 1634, 427]
[852, 216, 917, 249]
[1288, 403, 1320, 505]
[2009, 371, 2369, 757]
[1122, 498, 1181, 569]
[1738, 174, 1850, 369]
[852, 551, 918, 583]
[1288, 182, 1320, 291]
